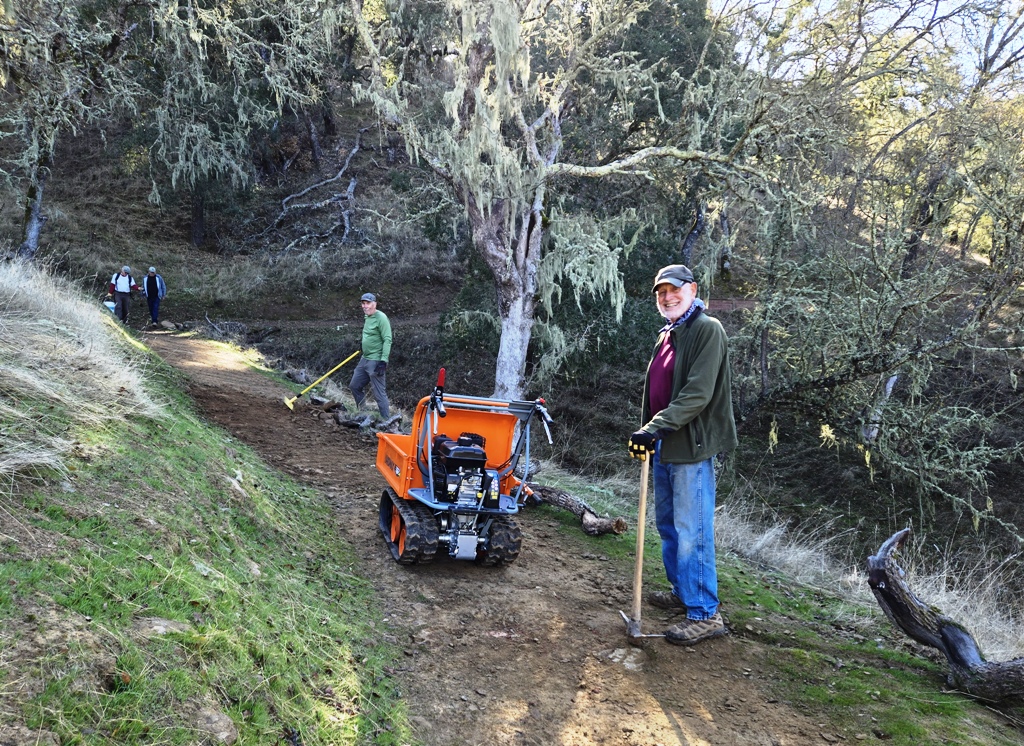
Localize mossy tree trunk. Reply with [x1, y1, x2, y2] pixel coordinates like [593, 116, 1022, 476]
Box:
[18, 158, 49, 260]
[190, 189, 206, 248]
[464, 185, 545, 400]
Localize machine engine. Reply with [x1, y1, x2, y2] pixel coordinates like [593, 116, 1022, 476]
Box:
[431, 433, 500, 509]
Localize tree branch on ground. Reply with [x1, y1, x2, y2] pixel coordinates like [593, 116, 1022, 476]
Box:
[280, 128, 367, 213]
[527, 483, 628, 536]
[868, 528, 1024, 702]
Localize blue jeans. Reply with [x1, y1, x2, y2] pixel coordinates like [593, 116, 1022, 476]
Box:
[652, 444, 719, 620]
[147, 296, 161, 323]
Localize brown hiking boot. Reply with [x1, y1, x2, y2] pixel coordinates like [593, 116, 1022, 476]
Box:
[647, 590, 686, 610]
[665, 612, 726, 646]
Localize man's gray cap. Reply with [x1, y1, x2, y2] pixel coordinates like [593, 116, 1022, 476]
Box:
[360, 292, 376, 302]
[148, 266, 156, 273]
[122, 265, 130, 272]
[652, 264, 695, 292]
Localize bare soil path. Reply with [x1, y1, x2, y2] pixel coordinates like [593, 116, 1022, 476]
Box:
[144, 330, 826, 746]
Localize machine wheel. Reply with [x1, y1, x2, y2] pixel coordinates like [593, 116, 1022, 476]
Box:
[378, 489, 439, 564]
[475, 516, 522, 566]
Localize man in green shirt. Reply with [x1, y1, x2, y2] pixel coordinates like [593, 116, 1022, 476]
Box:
[349, 293, 392, 420]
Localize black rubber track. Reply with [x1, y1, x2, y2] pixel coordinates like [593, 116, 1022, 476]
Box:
[378, 488, 439, 564]
[475, 516, 522, 566]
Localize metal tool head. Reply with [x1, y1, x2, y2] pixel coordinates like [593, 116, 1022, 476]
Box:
[619, 609, 665, 647]
[283, 395, 297, 411]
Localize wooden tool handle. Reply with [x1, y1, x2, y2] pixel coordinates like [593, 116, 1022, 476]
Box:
[630, 456, 650, 623]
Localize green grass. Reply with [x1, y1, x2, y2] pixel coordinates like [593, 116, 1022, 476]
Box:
[2, 368, 410, 745]
[716, 561, 1024, 744]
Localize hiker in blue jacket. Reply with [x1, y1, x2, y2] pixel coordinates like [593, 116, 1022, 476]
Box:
[141, 267, 168, 325]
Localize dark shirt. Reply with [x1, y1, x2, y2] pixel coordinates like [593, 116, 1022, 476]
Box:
[146, 276, 159, 297]
[648, 331, 675, 415]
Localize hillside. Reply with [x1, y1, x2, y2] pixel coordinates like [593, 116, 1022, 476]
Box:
[3, 260, 1024, 744]
[3, 0, 1024, 739]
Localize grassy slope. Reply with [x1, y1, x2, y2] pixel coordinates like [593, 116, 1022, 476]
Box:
[0, 333, 410, 744]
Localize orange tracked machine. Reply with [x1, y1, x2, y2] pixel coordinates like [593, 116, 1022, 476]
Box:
[375, 368, 553, 566]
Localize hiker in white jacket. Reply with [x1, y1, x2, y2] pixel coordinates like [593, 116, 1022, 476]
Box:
[107, 266, 140, 324]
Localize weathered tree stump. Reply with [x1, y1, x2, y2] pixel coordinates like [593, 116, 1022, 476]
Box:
[868, 528, 1024, 701]
[526, 483, 628, 536]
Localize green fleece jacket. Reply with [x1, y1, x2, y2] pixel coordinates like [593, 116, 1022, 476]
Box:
[640, 310, 738, 464]
[361, 311, 392, 362]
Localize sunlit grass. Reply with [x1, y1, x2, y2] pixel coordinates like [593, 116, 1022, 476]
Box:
[4, 401, 411, 745]
[0, 260, 163, 491]
[0, 269, 410, 744]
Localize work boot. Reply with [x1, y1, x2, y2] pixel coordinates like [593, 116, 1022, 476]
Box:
[647, 590, 686, 610]
[665, 612, 726, 647]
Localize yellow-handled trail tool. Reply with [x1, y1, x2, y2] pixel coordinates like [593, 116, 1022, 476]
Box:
[283, 350, 360, 410]
[619, 456, 665, 644]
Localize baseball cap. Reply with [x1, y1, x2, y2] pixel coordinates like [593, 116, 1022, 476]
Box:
[121, 265, 130, 272]
[148, 266, 156, 273]
[652, 264, 695, 292]
[360, 293, 376, 302]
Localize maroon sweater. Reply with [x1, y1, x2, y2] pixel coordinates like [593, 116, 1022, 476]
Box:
[648, 332, 675, 415]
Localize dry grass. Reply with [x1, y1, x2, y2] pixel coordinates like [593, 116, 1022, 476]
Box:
[0, 258, 163, 489]
[897, 545, 1024, 662]
[717, 478, 1024, 660]
[716, 499, 858, 589]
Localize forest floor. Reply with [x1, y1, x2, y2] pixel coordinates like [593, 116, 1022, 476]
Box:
[142, 329, 845, 746]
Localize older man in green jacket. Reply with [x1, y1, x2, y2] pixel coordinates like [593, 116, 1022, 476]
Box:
[349, 292, 392, 420]
[628, 264, 738, 647]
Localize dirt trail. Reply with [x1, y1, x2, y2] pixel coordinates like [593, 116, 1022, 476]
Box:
[144, 330, 825, 746]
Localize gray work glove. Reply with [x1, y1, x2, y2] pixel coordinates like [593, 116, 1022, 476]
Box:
[375, 361, 388, 375]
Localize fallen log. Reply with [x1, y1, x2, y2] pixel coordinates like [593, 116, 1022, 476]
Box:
[526, 483, 628, 536]
[867, 528, 1024, 701]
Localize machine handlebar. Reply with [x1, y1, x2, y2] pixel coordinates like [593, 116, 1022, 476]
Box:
[534, 400, 554, 444]
[430, 366, 447, 417]
[536, 402, 553, 425]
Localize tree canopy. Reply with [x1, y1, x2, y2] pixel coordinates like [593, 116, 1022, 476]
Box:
[349, 0, 736, 399]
